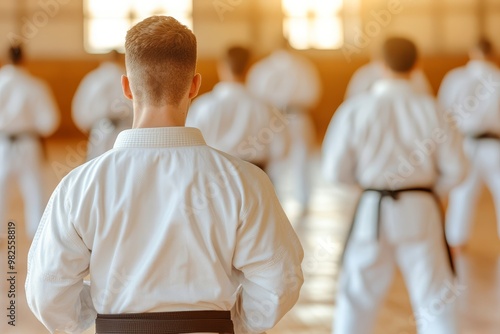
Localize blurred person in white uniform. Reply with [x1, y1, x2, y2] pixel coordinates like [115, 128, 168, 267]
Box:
[345, 52, 433, 99]
[26, 16, 303, 334]
[187, 46, 289, 170]
[323, 37, 466, 334]
[247, 41, 321, 212]
[72, 50, 133, 161]
[439, 38, 500, 250]
[0, 45, 59, 239]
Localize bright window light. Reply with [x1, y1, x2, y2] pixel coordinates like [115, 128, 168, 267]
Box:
[282, 0, 344, 50]
[84, 0, 193, 53]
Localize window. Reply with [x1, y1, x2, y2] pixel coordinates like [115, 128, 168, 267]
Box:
[84, 0, 192, 53]
[282, 0, 346, 50]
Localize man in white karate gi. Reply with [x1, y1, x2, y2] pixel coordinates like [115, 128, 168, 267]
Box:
[26, 16, 303, 334]
[247, 42, 321, 212]
[72, 50, 133, 160]
[439, 38, 500, 250]
[345, 55, 433, 99]
[187, 46, 289, 170]
[0, 45, 59, 239]
[323, 37, 466, 334]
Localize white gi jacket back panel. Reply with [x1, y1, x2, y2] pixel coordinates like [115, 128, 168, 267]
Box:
[246, 50, 321, 111]
[345, 61, 433, 99]
[438, 60, 500, 136]
[26, 127, 304, 334]
[0, 65, 59, 136]
[186, 82, 287, 163]
[72, 62, 132, 132]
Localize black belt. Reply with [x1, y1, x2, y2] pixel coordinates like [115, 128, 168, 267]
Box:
[470, 132, 500, 140]
[341, 187, 455, 276]
[96, 310, 234, 334]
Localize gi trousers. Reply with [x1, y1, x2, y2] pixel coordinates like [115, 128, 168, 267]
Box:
[333, 191, 458, 334]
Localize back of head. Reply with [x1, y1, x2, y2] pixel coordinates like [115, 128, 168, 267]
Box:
[125, 16, 197, 107]
[472, 37, 494, 58]
[223, 46, 251, 77]
[9, 45, 24, 65]
[382, 37, 418, 73]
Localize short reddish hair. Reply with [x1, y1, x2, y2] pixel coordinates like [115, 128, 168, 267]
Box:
[125, 16, 197, 106]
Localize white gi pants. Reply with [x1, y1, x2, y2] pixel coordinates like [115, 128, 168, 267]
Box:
[268, 111, 315, 208]
[446, 138, 500, 246]
[0, 135, 45, 238]
[333, 191, 458, 334]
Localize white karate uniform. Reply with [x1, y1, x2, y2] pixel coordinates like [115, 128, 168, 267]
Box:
[26, 127, 304, 334]
[0, 64, 59, 238]
[438, 60, 500, 246]
[72, 62, 133, 160]
[323, 79, 466, 334]
[345, 61, 433, 99]
[247, 50, 321, 207]
[186, 82, 290, 166]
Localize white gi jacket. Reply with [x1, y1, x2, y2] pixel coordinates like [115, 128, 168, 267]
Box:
[0, 64, 59, 136]
[26, 127, 304, 334]
[247, 50, 321, 111]
[345, 61, 433, 99]
[323, 79, 467, 237]
[72, 62, 133, 160]
[186, 82, 289, 164]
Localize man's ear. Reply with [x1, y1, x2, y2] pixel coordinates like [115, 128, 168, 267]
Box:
[188, 73, 202, 100]
[122, 75, 133, 100]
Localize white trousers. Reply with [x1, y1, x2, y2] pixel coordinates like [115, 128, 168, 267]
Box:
[446, 139, 500, 246]
[0, 136, 45, 238]
[268, 112, 316, 208]
[333, 191, 458, 334]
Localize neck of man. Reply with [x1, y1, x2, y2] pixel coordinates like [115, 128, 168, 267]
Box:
[132, 104, 187, 128]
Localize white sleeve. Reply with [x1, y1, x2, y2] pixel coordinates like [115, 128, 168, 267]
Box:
[32, 81, 60, 136]
[232, 170, 304, 334]
[434, 104, 468, 198]
[322, 103, 357, 185]
[26, 183, 96, 334]
[437, 70, 463, 110]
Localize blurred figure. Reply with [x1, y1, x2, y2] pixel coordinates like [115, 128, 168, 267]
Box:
[323, 37, 466, 334]
[439, 38, 500, 250]
[72, 50, 133, 160]
[0, 45, 59, 238]
[187, 46, 288, 170]
[345, 52, 433, 99]
[247, 41, 321, 211]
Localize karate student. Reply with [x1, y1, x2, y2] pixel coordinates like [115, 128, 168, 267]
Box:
[187, 46, 288, 170]
[439, 38, 500, 250]
[72, 50, 133, 160]
[247, 42, 321, 211]
[345, 56, 433, 99]
[0, 45, 59, 239]
[323, 37, 466, 334]
[26, 16, 304, 334]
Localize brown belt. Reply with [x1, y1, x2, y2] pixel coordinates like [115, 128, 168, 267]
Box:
[95, 310, 234, 334]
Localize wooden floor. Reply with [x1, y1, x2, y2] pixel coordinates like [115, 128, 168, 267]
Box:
[1, 139, 500, 333]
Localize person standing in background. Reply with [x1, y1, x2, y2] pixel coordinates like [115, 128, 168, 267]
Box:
[247, 40, 321, 213]
[72, 50, 133, 161]
[0, 45, 59, 239]
[439, 38, 500, 251]
[323, 37, 466, 334]
[187, 46, 289, 170]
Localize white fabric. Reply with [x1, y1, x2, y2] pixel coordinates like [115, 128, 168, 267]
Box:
[72, 62, 133, 160]
[247, 50, 321, 207]
[26, 127, 304, 334]
[0, 65, 59, 237]
[438, 60, 500, 246]
[345, 61, 433, 99]
[186, 82, 289, 163]
[323, 79, 467, 334]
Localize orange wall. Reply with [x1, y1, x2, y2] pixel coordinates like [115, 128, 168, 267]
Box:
[25, 56, 474, 141]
